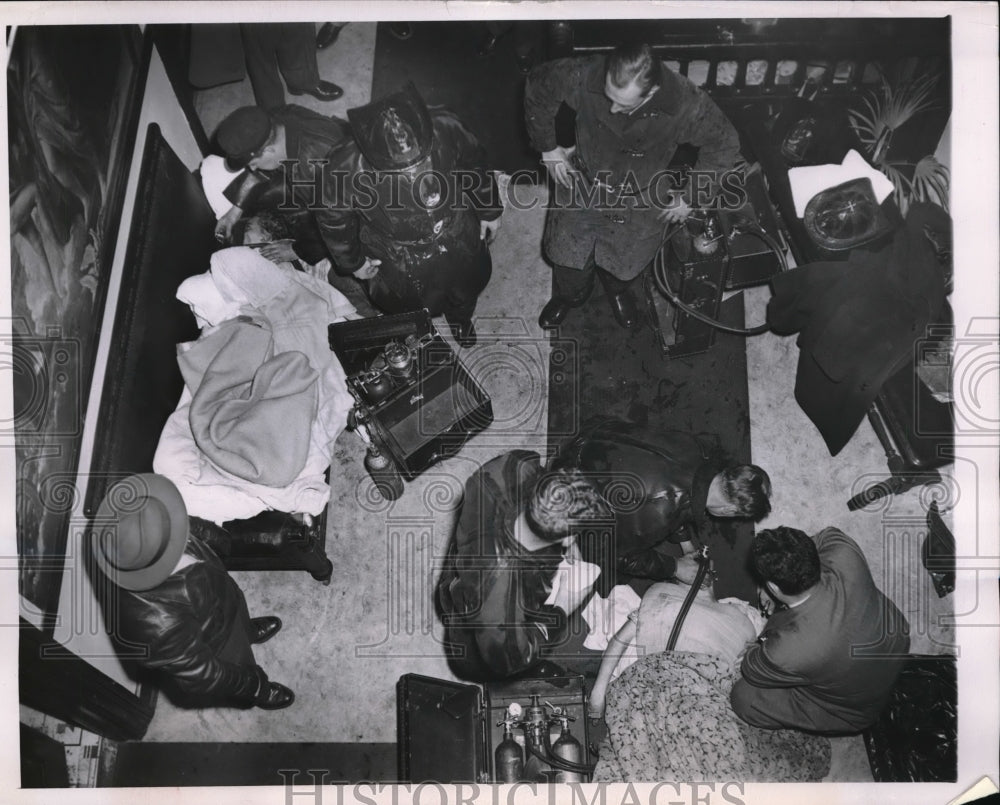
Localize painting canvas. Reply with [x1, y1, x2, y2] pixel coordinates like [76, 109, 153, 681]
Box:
[8, 24, 147, 629]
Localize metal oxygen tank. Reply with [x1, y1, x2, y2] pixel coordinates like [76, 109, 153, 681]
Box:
[363, 443, 404, 500]
[550, 713, 585, 783]
[520, 695, 553, 782]
[494, 704, 525, 783]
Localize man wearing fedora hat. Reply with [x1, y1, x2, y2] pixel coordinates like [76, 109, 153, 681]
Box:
[93, 474, 295, 710]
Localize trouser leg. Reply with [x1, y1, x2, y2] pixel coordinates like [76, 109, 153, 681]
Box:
[274, 23, 321, 92]
[240, 24, 286, 111]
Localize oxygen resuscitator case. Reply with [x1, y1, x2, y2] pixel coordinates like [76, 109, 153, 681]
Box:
[396, 673, 592, 783]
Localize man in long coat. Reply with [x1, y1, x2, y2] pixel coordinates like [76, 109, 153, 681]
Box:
[525, 42, 740, 330]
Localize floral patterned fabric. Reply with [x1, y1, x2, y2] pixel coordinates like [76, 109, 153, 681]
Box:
[593, 651, 831, 782]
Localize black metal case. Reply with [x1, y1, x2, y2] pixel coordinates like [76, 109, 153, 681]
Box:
[397, 673, 592, 783]
[329, 311, 493, 479]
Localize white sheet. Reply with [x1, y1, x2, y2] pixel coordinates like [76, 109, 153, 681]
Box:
[154, 247, 358, 523]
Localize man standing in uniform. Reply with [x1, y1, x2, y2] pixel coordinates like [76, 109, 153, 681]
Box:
[318, 83, 504, 347]
[525, 42, 740, 330]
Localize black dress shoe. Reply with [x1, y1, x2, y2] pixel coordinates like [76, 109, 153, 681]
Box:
[250, 616, 283, 645]
[288, 80, 343, 102]
[608, 289, 639, 330]
[477, 33, 500, 57]
[257, 682, 296, 710]
[316, 23, 345, 50]
[389, 23, 412, 40]
[538, 297, 572, 330]
[448, 318, 477, 348]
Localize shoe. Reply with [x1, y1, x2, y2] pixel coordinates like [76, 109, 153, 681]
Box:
[389, 23, 412, 40]
[288, 80, 343, 102]
[607, 289, 639, 330]
[250, 616, 283, 645]
[316, 23, 345, 50]
[538, 298, 573, 330]
[257, 682, 296, 710]
[477, 33, 500, 57]
[448, 318, 477, 348]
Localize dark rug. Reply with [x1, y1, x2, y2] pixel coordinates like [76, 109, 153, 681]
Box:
[371, 21, 543, 175]
[547, 284, 756, 602]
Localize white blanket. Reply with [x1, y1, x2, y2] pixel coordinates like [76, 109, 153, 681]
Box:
[155, 247, 358, 523]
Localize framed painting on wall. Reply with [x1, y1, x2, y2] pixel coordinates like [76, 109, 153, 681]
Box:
[7, 24, 149, 632]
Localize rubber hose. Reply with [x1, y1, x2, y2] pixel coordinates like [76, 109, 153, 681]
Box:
[665, 556, 711, 652]
[652, 218, 785, 337]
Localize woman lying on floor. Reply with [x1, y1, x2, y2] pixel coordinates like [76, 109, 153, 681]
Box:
[588, 578, 831, 782]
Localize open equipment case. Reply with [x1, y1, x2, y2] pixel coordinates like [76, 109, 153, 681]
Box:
[329, 311, 493, 495]
[397, 673, 593, 783]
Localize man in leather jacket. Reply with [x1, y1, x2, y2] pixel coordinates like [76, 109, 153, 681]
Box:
[553, 418, 772, 596]
[436, 451, 609, 681]
[213, 103, 353, 265]
[92, 474, 294, 710]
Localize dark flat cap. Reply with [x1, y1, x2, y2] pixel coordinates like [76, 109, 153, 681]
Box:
[216, 106, 272, 170]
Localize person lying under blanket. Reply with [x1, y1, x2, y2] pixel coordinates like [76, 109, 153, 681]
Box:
[153, 245, 359, 524]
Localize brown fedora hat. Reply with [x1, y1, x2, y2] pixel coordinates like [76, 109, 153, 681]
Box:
[93, 474, 189, 591]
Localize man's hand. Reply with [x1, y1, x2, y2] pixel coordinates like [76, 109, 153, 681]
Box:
[657, 195, 693, 224]
[541, 145, 578, 189]
[215, 205, 243, 243]
[253, 240, 298, 264]
[480, 217, 502, 243]
[353, 257, 382, 280]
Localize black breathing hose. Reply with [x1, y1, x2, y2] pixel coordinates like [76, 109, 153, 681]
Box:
[665, 553, 712, 652]
[652, 216, 787, 337]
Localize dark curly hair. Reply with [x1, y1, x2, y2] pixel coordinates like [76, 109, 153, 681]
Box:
[750, 526, 821, 596]
[721, 464, 772, 521]
[526, 468, 611, 542]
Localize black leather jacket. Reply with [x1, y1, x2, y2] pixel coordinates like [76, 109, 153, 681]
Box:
[111, 534, 264, 705]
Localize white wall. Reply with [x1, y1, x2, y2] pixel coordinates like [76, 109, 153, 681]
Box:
[49, 45, 201, 689]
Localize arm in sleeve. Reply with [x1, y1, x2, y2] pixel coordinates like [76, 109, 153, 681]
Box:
[143, 621, 264, 702]
[437, 111, 504, 222]
[739, 636, 810, 688]
[313, 207, 365, 274]
[524, 57, 587, 153]
[679, 91, 741, 205]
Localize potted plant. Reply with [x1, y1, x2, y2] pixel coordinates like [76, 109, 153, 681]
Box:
[848, 65, 950, 216]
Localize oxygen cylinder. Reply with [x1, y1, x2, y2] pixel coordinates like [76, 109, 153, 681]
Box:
[551, 717, 585, 783]
[364, 444, 404, 500]
[494, 721, 524, 783]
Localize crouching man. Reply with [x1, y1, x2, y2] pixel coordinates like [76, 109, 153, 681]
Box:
[731, 526, 910, 734]
[92, 474, 295, 710]
[437, 451, 610, 681]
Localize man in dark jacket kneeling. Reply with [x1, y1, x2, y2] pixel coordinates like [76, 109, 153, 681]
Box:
[92, 474, 294, 710]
